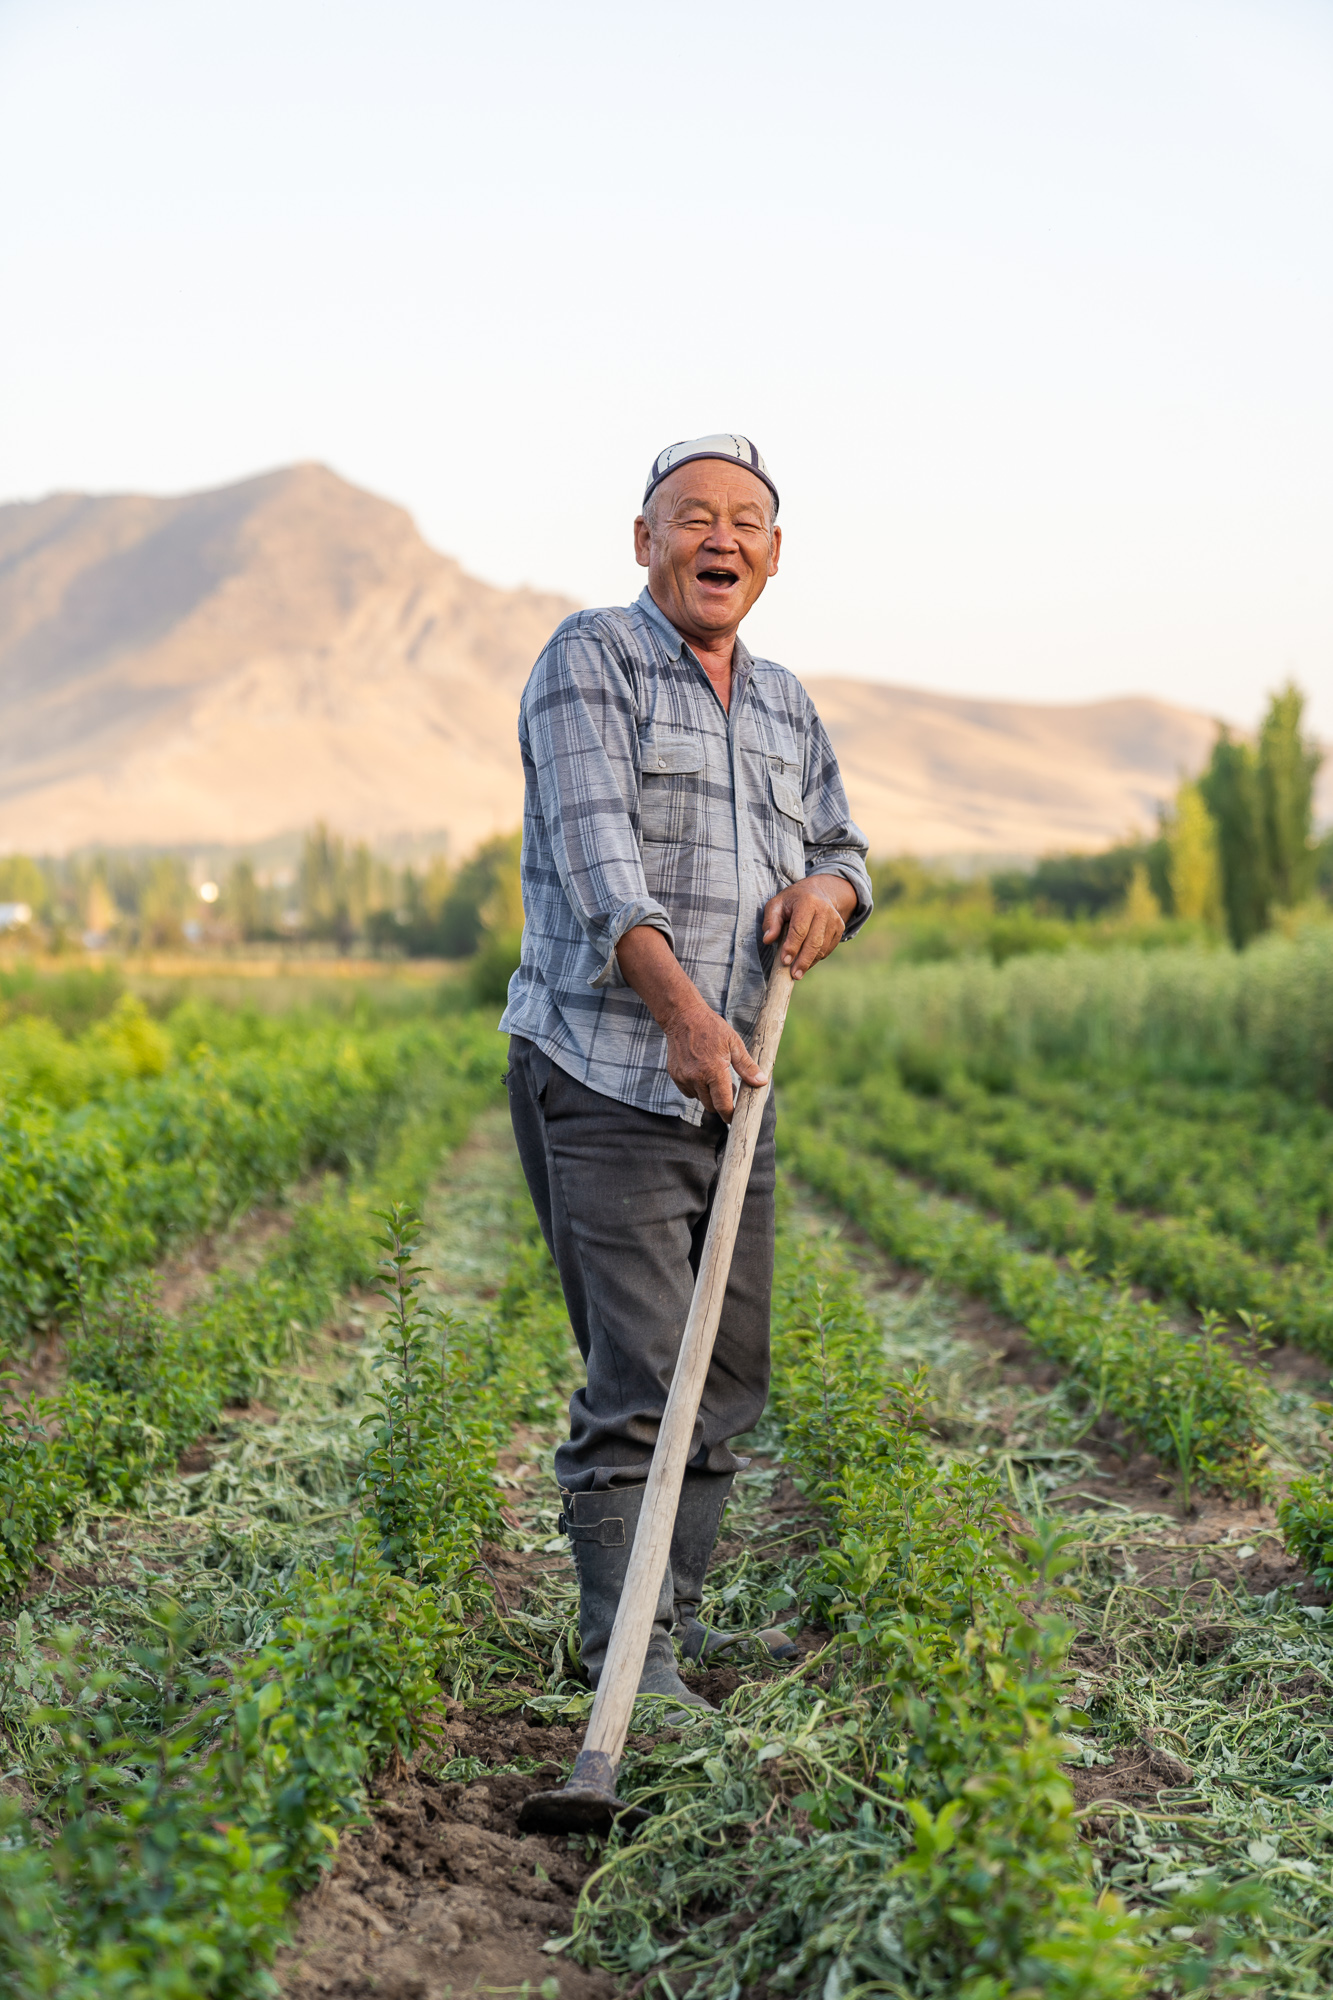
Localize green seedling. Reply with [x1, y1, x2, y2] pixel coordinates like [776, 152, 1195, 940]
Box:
[1162, 1379, 1201, 1513]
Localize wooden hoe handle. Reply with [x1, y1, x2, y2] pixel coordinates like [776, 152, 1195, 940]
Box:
[566, 956, 796, 1797]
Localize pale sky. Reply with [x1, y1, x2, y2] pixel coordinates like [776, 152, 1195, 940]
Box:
[2, 0, 1330, 733]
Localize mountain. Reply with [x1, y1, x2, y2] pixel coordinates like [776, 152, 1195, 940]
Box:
[0, 463, 576, 856]
[1, 463, 1314, 860]
[804, 679, 1223, 858]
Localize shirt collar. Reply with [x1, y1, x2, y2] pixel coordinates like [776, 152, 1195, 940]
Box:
[637, 587, 684, 658]
[637, 587, 756, 687]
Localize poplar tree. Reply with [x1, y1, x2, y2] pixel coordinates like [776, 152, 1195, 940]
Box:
[299, 821, 351, 943]
[1167, 781, 1222, 928]
[1258, 681, 1321, 909]
[1200, 730, 1269, 948]
[1198, 684, 1323, 947]
[223, 858, 266, 940]
[1122, 862, 1162, 925]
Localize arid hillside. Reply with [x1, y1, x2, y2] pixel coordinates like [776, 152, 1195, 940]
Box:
[0, 463, 577, 854]
[2, 462, 1302, 859]
[805, 679, 1223, 857]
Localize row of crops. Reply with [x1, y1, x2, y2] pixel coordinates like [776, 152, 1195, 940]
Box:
[754, 925, 1333, 1991]
[0, 986, 557, 1992]
[0, 1091, 1166, 1996]
[783, 927, 1333, 1505]
[2, 930, 1333, 1993]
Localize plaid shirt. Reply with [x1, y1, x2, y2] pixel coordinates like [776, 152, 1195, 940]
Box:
[499, 588, 873, 1123]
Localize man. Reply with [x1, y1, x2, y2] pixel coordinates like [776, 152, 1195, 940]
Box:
[501, 434, 872, 1710]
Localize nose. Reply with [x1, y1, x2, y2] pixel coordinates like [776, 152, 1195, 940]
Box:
[701, 517, 740, 551]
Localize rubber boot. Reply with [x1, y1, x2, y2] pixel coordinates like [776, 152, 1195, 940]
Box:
[671, 1470, 799, 1664]
[560, 1486, 713, 1711]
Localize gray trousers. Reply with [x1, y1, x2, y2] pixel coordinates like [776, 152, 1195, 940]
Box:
[505, 1037, 776, 1493]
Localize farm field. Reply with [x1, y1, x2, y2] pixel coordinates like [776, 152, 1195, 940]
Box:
[2, 937, 1333, 1995]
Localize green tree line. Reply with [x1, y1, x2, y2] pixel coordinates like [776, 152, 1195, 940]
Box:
[880, 681, 1327, 952]
[0, 826, 523, 985]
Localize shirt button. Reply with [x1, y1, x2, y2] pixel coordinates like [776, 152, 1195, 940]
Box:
[657, 758, 666, 768]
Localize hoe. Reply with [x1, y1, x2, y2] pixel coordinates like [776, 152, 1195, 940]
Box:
[518, 956, 796, 1837]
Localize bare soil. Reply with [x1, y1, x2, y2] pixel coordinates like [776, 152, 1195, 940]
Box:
[1070, 1743, 1196, 1812]
[154, 1200, 296, 1316]
[275, 1429, 826, 1998]
[954, 1306, 1329, 1599]
[276, 1740, 620, 2000]
[276, 1665, 820, 1997]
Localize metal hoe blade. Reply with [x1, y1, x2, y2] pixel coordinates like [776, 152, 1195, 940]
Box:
[518, 1749, 649, 1837]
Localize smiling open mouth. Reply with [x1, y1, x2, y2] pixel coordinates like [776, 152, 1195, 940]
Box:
[697, 567, 739, 587]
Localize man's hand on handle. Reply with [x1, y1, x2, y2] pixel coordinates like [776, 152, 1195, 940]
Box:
[761, 873, 857, 978]
[662, 998, 767, 1122]
[614, 926, 764, 1120]
[615, 875, 856, 1122]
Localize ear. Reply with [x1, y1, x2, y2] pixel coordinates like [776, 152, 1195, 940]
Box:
[633, 512, 651, 569]
[767, 524, 782, 578]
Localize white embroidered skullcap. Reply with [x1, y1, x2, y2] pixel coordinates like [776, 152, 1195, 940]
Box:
[643, 434, 779, 516]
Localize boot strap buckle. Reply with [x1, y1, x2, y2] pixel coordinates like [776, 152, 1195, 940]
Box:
[559, 1513, 625, 1546]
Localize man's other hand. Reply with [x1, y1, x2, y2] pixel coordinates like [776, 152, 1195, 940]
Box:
[661, 994, 767, 1122]
[615, 923, 768, 1122]
[762, 874, 857, 979]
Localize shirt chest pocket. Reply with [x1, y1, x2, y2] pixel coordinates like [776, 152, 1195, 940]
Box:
[768, 770, 806, 827]
[767, 765, 807, 878]
[640, 736, 706, 847]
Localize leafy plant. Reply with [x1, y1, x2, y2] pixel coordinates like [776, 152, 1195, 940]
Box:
[1162, 1382, 1200, 1513]
[357, 1204, 498, 1587]
[1277, 1461, 1333, 1588]
[0, 1391, 69, 1595]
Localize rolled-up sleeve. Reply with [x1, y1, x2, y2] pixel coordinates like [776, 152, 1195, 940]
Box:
[800, 698, 874, 938]
[522, 623, 674, 987]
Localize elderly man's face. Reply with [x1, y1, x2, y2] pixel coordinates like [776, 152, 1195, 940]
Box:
[633, 462, 780, 644]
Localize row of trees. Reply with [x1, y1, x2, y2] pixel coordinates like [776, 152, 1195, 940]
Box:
[234, 825, 524, 959]
[0, 826, 524, 966]
[1197, 685, 1324, 944]
[984, 682, 1327, 947]
[0, 851, 211, 952]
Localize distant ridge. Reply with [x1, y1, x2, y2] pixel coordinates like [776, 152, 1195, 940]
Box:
[0, 463, 576, 856]
[803, 679, 1224, 857]
[1, 463, 1316, 859]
